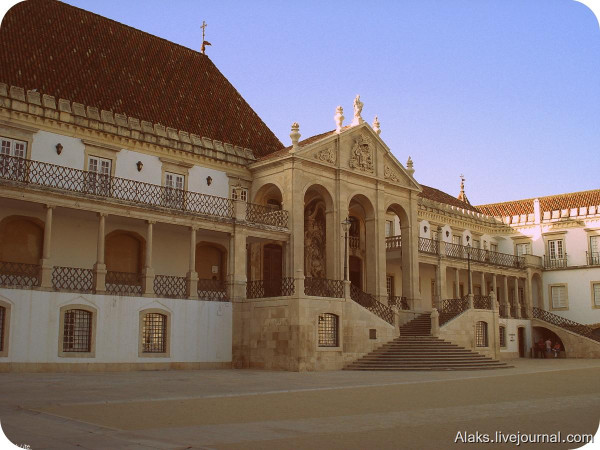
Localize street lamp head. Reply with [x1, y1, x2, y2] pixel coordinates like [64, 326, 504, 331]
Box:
[341, 217, 351, 233]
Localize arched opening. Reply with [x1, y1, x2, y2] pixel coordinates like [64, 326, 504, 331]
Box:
[532, 326, 566, 357]
[195, 242, 227, 282]
[348, 194, 376, 293]
[385, 203, 412, 304]
[253, 183, 283, 210]
[304, 184, 334, 279]
[105, 230, 145, 274]
[0, 215, 44, 264]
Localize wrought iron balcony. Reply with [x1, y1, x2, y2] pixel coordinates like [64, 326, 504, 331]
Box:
[587, 252, 600, 266]
[246, 278, 295, 299]
[197, 278, 228, 301]
[418, 237, 438, 255]
[543, 255, 568, 269]
[0, 154, 289, 228]
[0, 261, 40, 288]
[304, 277, 344, 298]
[52, 266, 94, 293]
[473, 295, 492, 310]
[105, 271, 142, 296]
[154, 274, 187, 299]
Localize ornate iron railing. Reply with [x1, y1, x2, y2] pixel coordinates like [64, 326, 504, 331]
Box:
[0, 261, 40, 288]
[246, 278, 295, 299]
[105, 271, 142, 296]
[418, 237, 438, 255]
[439, 297, 469, 326]
[444, 242, 467, 260]
[473, 295, 492, 310]
[385, 235, 401, 250]
[197, 278, 228, 302]
[543, 255, 568, 269]
[52, 266, 94, 293]
[349, 284, 394, 325]
[532, 307, 600, 342]
[587, 252, 600, 266]
[245, 203, 288, 228]
[304, 278, 344, 298]
[154, 274, 187, 299]
[389, 295, 410, 310]
[0, 154, 234, 219]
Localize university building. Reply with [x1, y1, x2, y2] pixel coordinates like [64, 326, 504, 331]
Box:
[0, 0, 598, 372]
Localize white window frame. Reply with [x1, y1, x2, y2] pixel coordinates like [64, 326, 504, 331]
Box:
[490, 243, 498, 253]
[164, 171, 185, 208]
[231, 186, 248, 202]
[592, 282, 600, 309]
[86, 155, 112, 196]
[0, 136, 26, 158]
[590, 236, 599, 265]
[0, 136, 28, 181]
[548, 239, 565, 260]
[452, 235, 462, 246]
[549, 284, 568, 310]
[515, 242, 531, 257]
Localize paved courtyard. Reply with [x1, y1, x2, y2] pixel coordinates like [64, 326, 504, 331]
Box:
[1, 359, 599, 449]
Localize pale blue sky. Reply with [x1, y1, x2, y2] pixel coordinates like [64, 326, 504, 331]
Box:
[62, 0, 600, 205]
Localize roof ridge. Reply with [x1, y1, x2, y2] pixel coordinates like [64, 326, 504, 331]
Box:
[477, 188, 600, 208]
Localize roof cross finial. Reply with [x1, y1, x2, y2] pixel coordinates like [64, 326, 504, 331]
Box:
[201, 20, 212, 54]
[458, 174, 471, 205]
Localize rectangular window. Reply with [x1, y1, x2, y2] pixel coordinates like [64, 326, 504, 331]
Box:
[0, 137, 27, 180]
[590, 236, 599, 264]
[593, 283, 600, 307]
[386, 275, 394, 298]
[143, 313, 167, 353]
[472, 240, 480, 249]
[385, 220, 394, 237]
[499, 326, 506, 348]
[452, 235, 462, 246]
[516, 243, 531, 256]
[63, 309, 92, 352]
[318, 313, 338, 347]
[548, 239, 564, 260]
[0, 136, 26, 158]
[551, 285, 567, 309]
[231, 187, 248, 202]
[164, 172, 185, 208]
[490, 243, 498, 252]
[87, 156, 112, 196]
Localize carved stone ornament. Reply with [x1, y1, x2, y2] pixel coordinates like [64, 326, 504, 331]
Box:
[349, 134, 374, 172]
[384, 164, 400, 182]
[314, 146, 336, 164]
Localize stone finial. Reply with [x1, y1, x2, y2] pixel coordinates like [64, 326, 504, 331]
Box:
[290, 122, 301, 152]
[406, 156, 415, 177]
[457, 174, 472, 205]
[334, 106, 344, 133]
[351, 94, 364, 126]
[372, 115, 381, 135]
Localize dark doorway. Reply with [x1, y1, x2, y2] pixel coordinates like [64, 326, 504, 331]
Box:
[263, 243, 283, 296]
[518, 327, 526, 358]
[349, 256, 362, 290]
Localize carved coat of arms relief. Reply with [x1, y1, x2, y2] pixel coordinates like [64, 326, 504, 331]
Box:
[349, 134, 374, 173]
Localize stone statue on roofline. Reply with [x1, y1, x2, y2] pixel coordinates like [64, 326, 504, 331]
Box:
[351, 95, 364, 126]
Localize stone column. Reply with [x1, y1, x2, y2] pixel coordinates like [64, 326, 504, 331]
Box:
[39, 205, 54, 288]
[503, 275, 511, 318]
[513, 277, 521, 318]
[229, 226, 247, 301]
[403, 192, 422, 308]
[454, 268, 460, 298]
[525, 268, 533, 317]
[187, 227, 198, 299]
[480, 272, 486, 295]
[490, 291, 500, 358]
[142, 221, 155, 295]
[230, 226, 249, 369]
[492, 273, 497, 295]
[435, 260, 446, 310]
[93, 213, 107, 293]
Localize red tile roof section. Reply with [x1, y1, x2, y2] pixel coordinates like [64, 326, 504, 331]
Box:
[0, 0, 283, 158]
[257, 129, 337, 161]
[419, 185, 481, 213]
[477, 189, 600, 217]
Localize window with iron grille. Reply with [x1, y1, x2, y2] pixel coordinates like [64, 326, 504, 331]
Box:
[593, 283, 600, 307]
[318, 313, 338, 347]
[0, 306, 5, 352]
[143, 313, 167, 353]
[475, 321, 488, 347]
[386, 276, 394, 298]
[63, 309, 92, 352]
[499, 326, 506, 348]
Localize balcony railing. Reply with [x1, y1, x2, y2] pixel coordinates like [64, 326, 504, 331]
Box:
[52, 266, 94, 293]
[349, 236, 360, 249]
[197, 279, 228, 302]
[418, 237, 438, 255]
[543, 255, 568, 269]
[245, 203, 289, 228]
[154, 274, 187, 299]
[389, 295, 409, 310]
[439, 297, 469, 326]
[0, 154, 289, 229]
[349, 284, 394, 325]
[385, 235, 401, 250]
[473, 295, 492, 310]
[246, 278, 295, 299]
[106, 271, 142, 296]
[586, 252, 599, 266]
[0, 261, 40, 288]
[304, 277, 344, 298]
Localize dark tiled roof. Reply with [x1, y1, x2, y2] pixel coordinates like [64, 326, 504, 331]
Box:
[258, 129, 337, 161]
[419, 185, 481, 213]
[0, 0, 283, 157]
[477, 189, 600, 217]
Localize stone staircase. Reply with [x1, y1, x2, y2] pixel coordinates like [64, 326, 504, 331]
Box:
[345, 313, 512, 371]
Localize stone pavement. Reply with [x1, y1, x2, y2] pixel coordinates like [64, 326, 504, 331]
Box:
[1, 359, 599, 449]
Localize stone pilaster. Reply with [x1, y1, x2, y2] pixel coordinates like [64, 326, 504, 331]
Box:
[39, 205, 54, 288]
[93, 213, 107, 293]
[141, 220, 155, 296]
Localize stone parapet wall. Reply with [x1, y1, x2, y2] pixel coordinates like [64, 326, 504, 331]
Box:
[438, 309, 499, 359]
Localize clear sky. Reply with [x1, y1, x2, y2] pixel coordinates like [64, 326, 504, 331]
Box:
[59, 1, 600, 205]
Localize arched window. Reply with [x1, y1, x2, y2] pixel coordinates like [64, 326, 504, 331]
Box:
[499, 326, 507, 348]
[62, 309, 93, 353]
[142, 312, 167, 354]
[318, 313, 338, 347]
[475, 321, 488, 347]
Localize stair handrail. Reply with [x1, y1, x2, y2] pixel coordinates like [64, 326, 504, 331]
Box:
[349, 284, 394, 325]
[532, 307, 600, 342]
[438, 296, 470, 326]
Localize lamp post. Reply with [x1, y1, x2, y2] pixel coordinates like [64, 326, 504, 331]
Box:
[341, 217, 351, 281]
